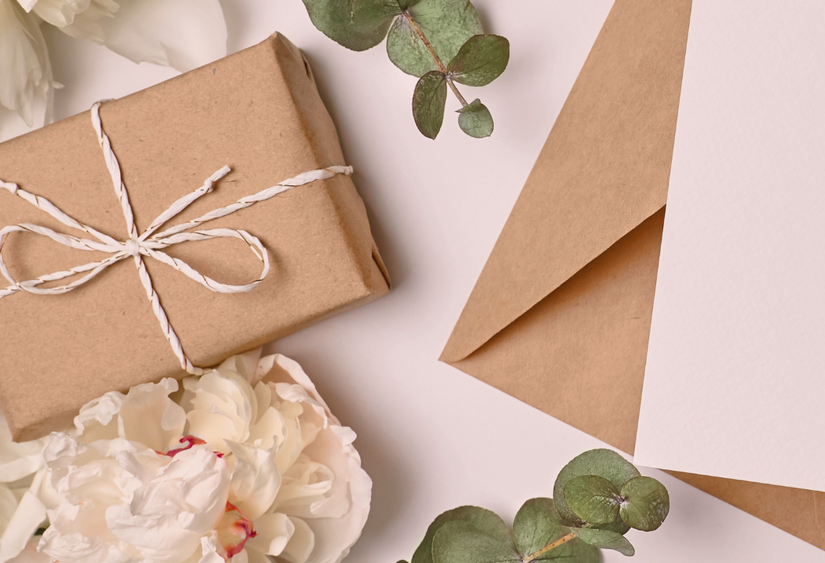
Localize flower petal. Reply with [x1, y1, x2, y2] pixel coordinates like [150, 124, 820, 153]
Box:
[95, 0, 226, 72]
[30, 0, 91, 28]
[42, 0, 118, 43]
[245, 512, 294, 557]
[5, 536, 53, 562]
[226, 441, 280, 521]
[0, 415, 48, 483]
[184, 371, 256, 454]
[194, 533, 224, 563]
[281, 517, 315, 563]
[0, 473, 47, 563]
[0, 0, 54, 131]
[117, 378, 185, 452]
[74, 391, 124, 442]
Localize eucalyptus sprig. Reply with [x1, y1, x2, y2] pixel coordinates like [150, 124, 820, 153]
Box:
[400, 450, 670, 563]
[300, 0, 510, 139]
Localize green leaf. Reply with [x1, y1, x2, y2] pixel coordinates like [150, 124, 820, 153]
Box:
[553, 449, 640, 528]
[411, 506, 512, 563]
[572, 529, 635, 557]
[563, 475, 621, 525]
[447, 34, 510, 87]
[413, 71, 448, 139]
[511, 499, 600, 563]
[432, 521, 519, 563]
[535, 538, 601, 563]
[387, 0, 482, 77]
[619, 476, 670, 531]
[301, 0, 402, 51]
[457, 99, 493, 138]
[512, 498, 568, 557]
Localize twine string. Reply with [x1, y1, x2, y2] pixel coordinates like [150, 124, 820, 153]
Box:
[0, 101, 352, 375]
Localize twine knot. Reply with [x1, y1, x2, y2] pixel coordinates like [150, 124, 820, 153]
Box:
[123, 237, 141, 259]
[0, 102, 353, 375]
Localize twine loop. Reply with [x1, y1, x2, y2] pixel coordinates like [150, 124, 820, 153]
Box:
[0, 102, 352, 375]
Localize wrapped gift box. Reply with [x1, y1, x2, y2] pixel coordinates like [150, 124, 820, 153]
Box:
[0, 33, 390, 441]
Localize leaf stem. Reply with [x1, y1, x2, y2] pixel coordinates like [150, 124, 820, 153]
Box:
[522, 532, 576, 563]
[402, 11, 446, 72]
[446, 78, 469, 107]
[402, 11, 468, 107]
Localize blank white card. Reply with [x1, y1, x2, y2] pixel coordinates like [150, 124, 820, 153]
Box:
[634, 0, 825, 492]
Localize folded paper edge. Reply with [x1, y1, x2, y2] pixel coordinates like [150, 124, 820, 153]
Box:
[440, 0, 692, 364]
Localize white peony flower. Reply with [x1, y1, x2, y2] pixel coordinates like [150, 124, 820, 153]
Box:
[0, 0, 227, 140]
[182, 351, 373, 563]
[0, 351, 371, 563]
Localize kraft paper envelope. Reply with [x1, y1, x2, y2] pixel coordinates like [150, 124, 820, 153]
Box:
[440, 0, 825, 550]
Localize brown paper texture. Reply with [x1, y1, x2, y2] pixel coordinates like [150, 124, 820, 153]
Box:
[0, 34, 389, 442]
[441, 0, 825, 550]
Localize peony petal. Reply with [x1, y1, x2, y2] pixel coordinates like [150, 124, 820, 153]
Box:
[14, 0, 37, 13]
[105, 502, 202, 563]
[0, 473, 47, 563]
[39, 526, 137, 563]
[44, 0, 118, 43]
[74, 391, 124, 442]
[30, 0, 91, 28]
[274, 456, 335, 515]
[0, 415, 48, 483]
[194, 534, 223, 563]
[0, 485, 17, 532]
[0, 0, 54, 130]
[244, 548, 272, 563]
[295, 453, 371, 563]
[5, 536, 53, 562]
[281, 517, 315, 563]
[245, 512, 294, 557]
[184, 371, 256, 454]
[226, 441, 280, 521]
[95, 0, 226, 72]
[271, 356, 335, 420]
[117, 379, 185, 452]
[253, 355, 277, 386]
[218, 349, 263, 385]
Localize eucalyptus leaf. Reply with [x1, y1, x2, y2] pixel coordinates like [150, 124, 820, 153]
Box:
[387, 0, 482, 77]
[432, 521, 519, 563]
[411, 506, 512, 563]
[456, 98, 493, 138]
[512, 498, 568, 557]
[562, 476, 621, 525]
[413, 71, 448, 139]
[533, 537, 601, 563]
[553, 449, 640, 527]
[619, 476, 670, 531]
[448, 34, 510, 87]
[572, 529, 635, 557]
[301, 0, 402, 51]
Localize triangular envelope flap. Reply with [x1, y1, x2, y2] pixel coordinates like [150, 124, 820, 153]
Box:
[441, 0, 692, 363]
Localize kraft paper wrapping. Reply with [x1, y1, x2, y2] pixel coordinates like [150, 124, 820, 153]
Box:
[0, 34, 389, 442]
[441, 0, 825, 550]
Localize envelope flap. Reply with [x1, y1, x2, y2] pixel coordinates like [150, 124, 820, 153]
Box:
[441, 0, 692, 363]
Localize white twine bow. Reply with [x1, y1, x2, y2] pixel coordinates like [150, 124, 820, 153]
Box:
[0, 101, 352, 375]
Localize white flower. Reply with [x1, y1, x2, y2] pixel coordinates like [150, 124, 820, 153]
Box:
[183, 351, 373, 563]
[22, 0, 118, 43]
[0, 0, 227, 140]
[0, 0, 55, 129]
[10, 351, 371, 563]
